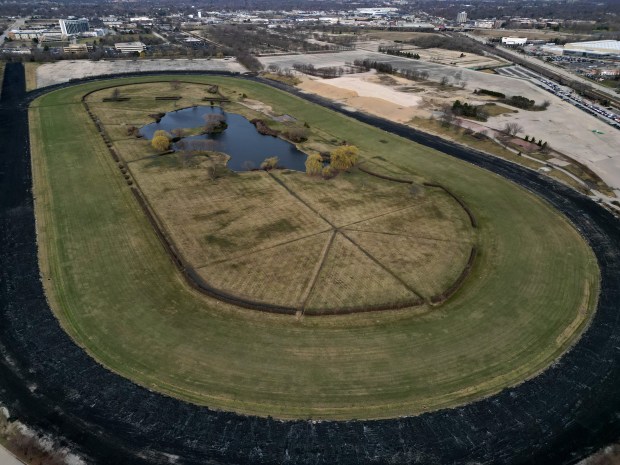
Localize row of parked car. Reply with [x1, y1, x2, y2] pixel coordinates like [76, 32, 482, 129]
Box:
[538, 77, 620, 130]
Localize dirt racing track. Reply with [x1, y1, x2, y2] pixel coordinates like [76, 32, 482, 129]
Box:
[2, 63, 620, 464]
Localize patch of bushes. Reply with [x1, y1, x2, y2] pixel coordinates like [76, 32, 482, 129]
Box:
[501, 96, 549, 111]
[250, 119, 279, 137]
[451, 100, 488, 121]
[284, 127, 308, 143]
[260, 156, 279, 170]
[474, 88, 506, 99]
[149, 112, 166, 122]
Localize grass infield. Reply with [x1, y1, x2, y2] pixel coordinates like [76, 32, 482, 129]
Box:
[30, 75, 599, 420]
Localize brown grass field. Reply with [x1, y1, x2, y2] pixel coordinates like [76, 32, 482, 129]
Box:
[85, 82, 476, 313]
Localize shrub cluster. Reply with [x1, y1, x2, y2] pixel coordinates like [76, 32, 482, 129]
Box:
[451, 100, 488, 121]
[474, 88, 506, 98]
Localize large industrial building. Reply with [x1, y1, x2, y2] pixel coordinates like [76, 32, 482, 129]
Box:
[563, 40, 620, 57]
[59, 18, 90, 36]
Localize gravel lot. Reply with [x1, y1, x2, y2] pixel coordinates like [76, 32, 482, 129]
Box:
[35, 58, 247, 88]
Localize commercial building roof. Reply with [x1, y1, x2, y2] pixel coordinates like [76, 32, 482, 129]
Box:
[564, 40, 620, 53]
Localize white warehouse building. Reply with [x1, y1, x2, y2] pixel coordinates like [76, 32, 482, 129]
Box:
[563, 40, 620, 57]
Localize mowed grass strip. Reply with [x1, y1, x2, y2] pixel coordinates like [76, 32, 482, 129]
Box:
[30, 76, 600, 420]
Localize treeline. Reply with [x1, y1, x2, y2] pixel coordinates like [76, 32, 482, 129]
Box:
[353, 59, 430, 81]
[312, 32, 356, 47]
[405, 34, 484, 55]
[205, 24, 323, 55]
[292, 63, 353, 79]
[474, 89, 550, 111]
[474, 88, 505, 98]
[98, 34, 163, 47]
[378, 47, 420, 59]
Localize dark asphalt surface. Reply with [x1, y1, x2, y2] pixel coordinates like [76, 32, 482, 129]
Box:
[1, 63, 620, 465]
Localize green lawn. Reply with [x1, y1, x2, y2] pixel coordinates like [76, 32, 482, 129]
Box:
[30, 76, 600, 420]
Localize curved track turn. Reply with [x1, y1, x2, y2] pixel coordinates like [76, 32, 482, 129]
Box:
[1, 63, 620, 464]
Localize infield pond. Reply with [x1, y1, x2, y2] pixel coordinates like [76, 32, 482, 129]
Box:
[140, 106, 307, 171]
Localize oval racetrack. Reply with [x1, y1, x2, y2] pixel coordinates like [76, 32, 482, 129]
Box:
[1, 62, 620, 465]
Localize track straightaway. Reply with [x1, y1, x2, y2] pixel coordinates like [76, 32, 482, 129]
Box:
[1, 64, 620, 465]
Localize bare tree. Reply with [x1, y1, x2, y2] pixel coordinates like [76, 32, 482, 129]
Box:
[204, 113, 226, 134]
[440, 104, 455, 127]
[503, 122, 524, 136]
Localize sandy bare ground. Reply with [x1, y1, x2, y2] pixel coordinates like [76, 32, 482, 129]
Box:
[35, 58, 247, 88]
[298, 71, 423, 123]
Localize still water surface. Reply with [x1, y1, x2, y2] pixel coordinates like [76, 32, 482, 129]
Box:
[140, 106, 307, 171]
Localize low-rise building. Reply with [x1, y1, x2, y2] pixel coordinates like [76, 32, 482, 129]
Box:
[9, 29, 42, 40]
[62, 43, 92, 54]
[114, 41, 146, 53]
[502, 37, 527, 46]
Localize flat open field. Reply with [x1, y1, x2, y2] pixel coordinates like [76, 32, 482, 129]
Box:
[86, 82, 474, 312]
[30, 75, 599, 420]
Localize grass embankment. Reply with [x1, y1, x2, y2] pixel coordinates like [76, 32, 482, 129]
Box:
[30, 76, 599, 420]
[23, 62, 40, 91]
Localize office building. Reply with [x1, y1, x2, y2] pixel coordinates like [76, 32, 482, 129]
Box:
[59, 18, 89, 36]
